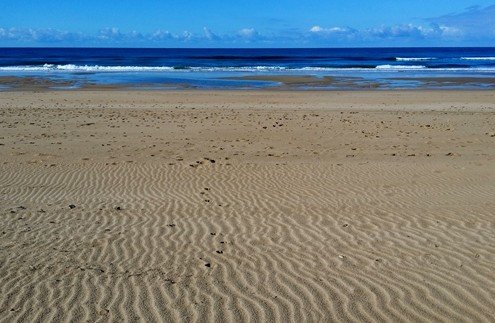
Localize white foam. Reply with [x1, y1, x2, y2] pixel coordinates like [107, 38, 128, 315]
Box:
[0, 64, 176, 72]
[396, 57, 435, 61]
[1, 64, 495, 73]
[376, 65, 427, 70]
[189, 66, 289, 72]
[461, 57, 495, 61]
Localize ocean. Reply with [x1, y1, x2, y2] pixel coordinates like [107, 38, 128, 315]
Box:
[1, 47, 495, 89]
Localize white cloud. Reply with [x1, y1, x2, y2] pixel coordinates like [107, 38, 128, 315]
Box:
[96, 28, 145, 43]
[365, 23, 464, 40]
[98, 27, 123, 40]
[203, 27, 219, 40]
[182, 31, 193, 41]
[0, 26, 201, 45]
[369, 24, 422, 38]
[310, 26, 323, 33]
[437, 25, 462, 37]
[309, 26, 357, 40]
[150, 30, 174, 40]
[310, 26, 350, 34]
[0, 27, 84, 42]
[237, 28, 259, 39]
[2, 6, 495, 46]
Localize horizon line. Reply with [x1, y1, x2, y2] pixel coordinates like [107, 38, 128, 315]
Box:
[1, 46, 495, 50]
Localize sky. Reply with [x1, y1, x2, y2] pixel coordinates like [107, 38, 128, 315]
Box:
[0, 0, 494, 47]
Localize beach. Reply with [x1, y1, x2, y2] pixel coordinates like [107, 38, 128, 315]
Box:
[1, 89, 495, 321]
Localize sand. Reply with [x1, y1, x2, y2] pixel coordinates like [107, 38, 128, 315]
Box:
[1, 90, 494, 322]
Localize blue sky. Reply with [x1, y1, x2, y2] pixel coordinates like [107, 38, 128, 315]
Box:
[1, 0, 495, 47]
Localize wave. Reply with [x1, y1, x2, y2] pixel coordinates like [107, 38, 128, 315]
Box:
[1, 64, 495, 73]
[396, 57, 436, 61]
[189, 55, 397, 61]
[0, 64, 177, 72]
[376, 64, 426, 70]
[189, 55, 293, 60]
[374, 65, 495, 71]
[0, 64, 293, 72]
[461, 57, 495, 61]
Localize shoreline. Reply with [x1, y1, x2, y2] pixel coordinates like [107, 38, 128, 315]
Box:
[2, 74, 495, 91]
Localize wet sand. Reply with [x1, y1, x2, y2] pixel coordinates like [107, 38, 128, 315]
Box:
[1, 90, 494, 322]
[228, 75, 495, 89]
[4, 74, 495, 91]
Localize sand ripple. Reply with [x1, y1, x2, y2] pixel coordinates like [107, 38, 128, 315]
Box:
[1, 161, 494, 322]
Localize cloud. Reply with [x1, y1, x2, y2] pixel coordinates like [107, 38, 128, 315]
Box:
[310, 26, 354, 35]
[0, 27, 85, 43]
[425, 5, 495, 39]
[237, 28, 260, 40]
[307, 6, 495, 44]
[429, 5, 495, 28]
[98, 28, 126, 41]
[0, 27, 268, 46]
[368, 24, 429, 38]
[0, 27, 199, 45]
[309, 23, 463, 42]
[309, 26, 357, 40]
[150, 30, 175, 41]
[203, 27, 220, 40]
[181, 31, 193, 41]
[435, 25, 462, 37]
[1, 6, 495, 46]
[308, 17, 480, 44]
[365, 24, 461, 40]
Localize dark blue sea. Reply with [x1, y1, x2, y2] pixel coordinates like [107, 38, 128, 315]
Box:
[1, 47, 495, 89]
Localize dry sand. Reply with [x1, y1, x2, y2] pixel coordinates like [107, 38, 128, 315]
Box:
[1, 90, 495, 322]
